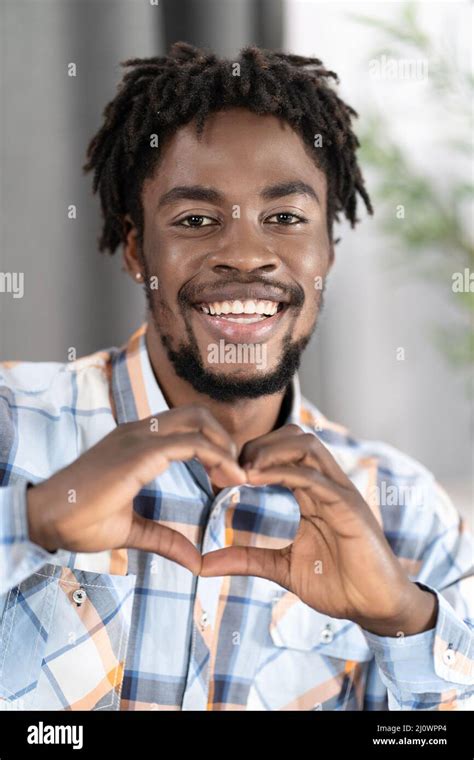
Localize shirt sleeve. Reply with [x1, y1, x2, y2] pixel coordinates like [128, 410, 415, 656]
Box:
[362, 481, 474, 710]
[0, 375, 57, 594]
[0, 481, 56, 594]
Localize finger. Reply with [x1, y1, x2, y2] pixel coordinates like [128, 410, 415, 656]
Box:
[200, 545, 290, 588]
[162, 434, 247, 483]
[203, 461, 245, 490]
[145, 406, 237, 456]
[126, 514, 202, 575]
[246, 465, 344, 513]
[239, 423, 304, 466]
[241, 433, 324, 473]
[134, 433, 247, 489]
[247, 433, 350, 489]
[306, 434, 351, 486]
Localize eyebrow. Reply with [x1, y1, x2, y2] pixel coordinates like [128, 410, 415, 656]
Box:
[157, 185, 224, 209]
[157, 180, 319, 209]
[260, 180, 319, 205]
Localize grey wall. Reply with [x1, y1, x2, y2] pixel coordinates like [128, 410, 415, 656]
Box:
[0, 0, 160, 360]
[162, 0, 283, 55]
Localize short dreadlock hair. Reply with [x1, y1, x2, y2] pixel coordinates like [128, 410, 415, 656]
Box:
[83, 41, 373, 255]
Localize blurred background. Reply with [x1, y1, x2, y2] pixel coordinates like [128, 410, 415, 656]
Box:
[0, 0, 472, 521]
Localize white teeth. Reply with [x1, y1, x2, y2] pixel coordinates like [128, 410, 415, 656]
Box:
[198, 298, 281, 317]
[225, 315, 266, 323]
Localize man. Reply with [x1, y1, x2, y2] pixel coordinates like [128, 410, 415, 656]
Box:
[0, 42, 472, 711]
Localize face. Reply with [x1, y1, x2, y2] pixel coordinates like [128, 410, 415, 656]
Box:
[124, 107, 334, 402]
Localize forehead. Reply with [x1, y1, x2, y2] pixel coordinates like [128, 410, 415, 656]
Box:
[142, 107, 327, 205]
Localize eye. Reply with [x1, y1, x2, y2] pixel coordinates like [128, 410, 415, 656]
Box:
[266, 212, 307, 225]
[177, 215, 218, 228]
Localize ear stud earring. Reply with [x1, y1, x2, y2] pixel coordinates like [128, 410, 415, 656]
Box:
[135, 272, 143, 282]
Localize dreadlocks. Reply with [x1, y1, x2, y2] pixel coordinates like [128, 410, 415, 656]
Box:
[83, 41, 373, 254]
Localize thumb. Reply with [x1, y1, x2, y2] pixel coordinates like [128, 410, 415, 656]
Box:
[200, 545, 289, 588]
[126, 514, 202, 575]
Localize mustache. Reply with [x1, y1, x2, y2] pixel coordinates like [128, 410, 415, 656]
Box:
[177, 275, 305, 309]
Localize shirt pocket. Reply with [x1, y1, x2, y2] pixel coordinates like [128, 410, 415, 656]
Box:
[249, 591, 374, 711]
[0, 562, 58, 708]
[0, 563, 135, 711]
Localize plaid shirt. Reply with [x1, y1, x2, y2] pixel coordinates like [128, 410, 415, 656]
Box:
[0, 324, 472, 711]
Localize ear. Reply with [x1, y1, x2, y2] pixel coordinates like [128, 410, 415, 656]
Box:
[328, 241, 335, 270]
[122, 214, 143, 281]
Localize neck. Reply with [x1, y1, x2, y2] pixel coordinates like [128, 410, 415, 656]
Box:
[145, 322, 291, 457]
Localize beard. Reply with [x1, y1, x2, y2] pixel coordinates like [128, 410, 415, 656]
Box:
[141, 260, 325, 403]
[159, 328, 313, 402]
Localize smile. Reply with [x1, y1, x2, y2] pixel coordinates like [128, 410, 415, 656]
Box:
[196, 299, 285, 323]
[192, 299, 289, 342]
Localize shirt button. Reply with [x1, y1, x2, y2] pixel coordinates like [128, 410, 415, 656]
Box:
[230, 492, 239, 504]
[442, 647, 456, 666]
[319, 624, 334, 644]
[72, 588, 87, 606]
[200, 612, 209, 629]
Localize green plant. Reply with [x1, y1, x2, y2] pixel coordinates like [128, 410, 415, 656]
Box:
[351, 2, 473, 369]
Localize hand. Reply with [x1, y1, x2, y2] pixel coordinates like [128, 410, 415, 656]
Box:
[27, 405, 246, 575]
[200, 424, 437, 636]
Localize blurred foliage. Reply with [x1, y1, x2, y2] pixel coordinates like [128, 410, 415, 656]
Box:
[351, 2, 473, 371]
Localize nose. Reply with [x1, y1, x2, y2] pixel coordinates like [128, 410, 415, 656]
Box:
[206, 222, 281, 275]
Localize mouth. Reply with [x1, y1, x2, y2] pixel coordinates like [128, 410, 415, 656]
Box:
[196, 298, 285, 322]
[192, 298, 290, 342]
